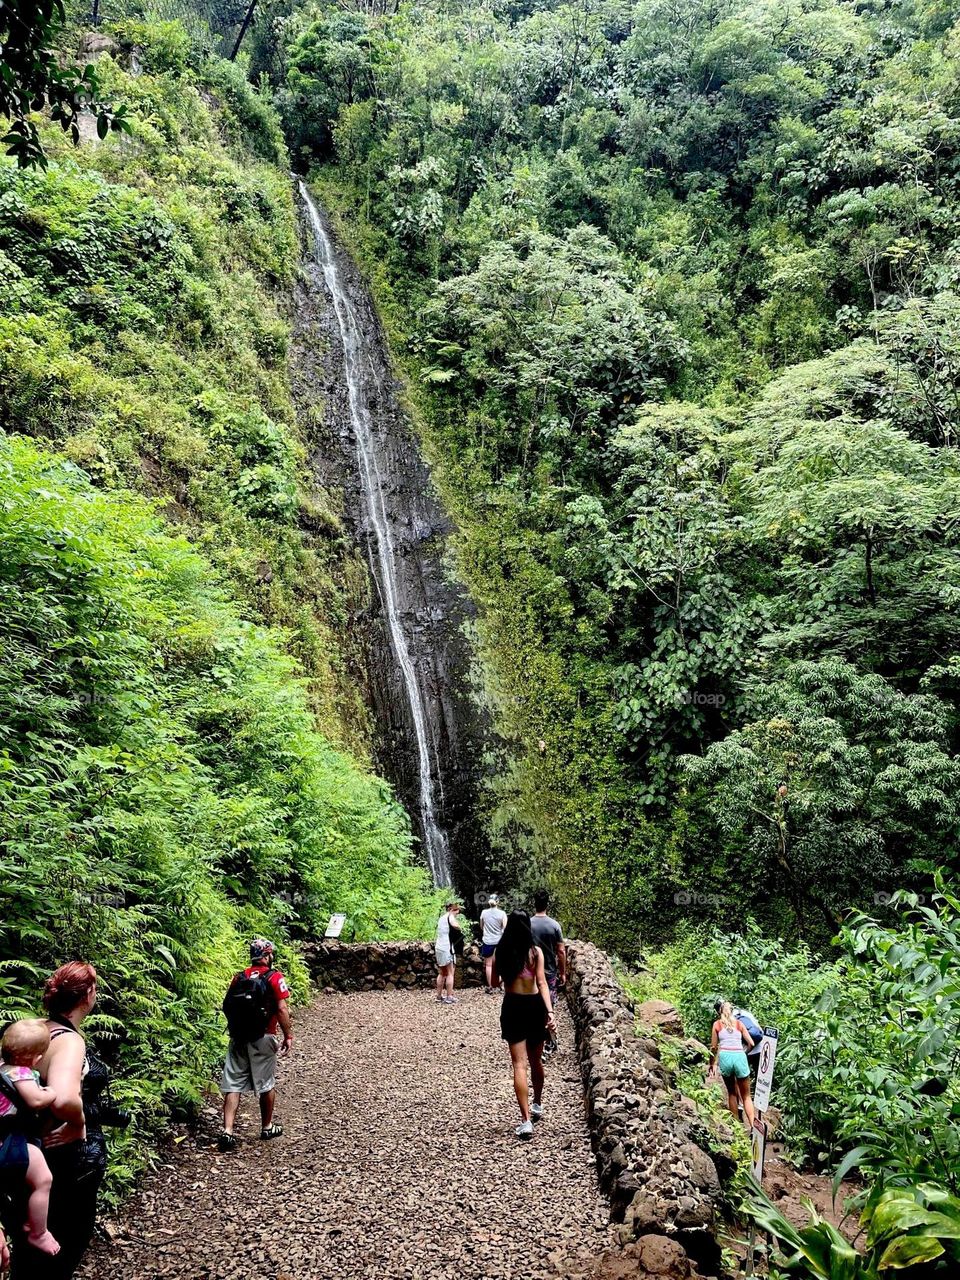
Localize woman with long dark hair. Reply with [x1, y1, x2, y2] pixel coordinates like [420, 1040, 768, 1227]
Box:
[493, 912, 556, 1139]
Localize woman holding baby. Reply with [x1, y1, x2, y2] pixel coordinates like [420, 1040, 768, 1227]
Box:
[1, 962, 113, 1278]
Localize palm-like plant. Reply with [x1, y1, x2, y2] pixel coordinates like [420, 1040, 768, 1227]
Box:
[747, 1179, 960, 1278]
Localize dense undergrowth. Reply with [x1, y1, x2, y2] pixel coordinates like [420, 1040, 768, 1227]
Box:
[261, 0, 960, 953]
[1, 15, 436, 1194]
[627, 883, 960, 1190]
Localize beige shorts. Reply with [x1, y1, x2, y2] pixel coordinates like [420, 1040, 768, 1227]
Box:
[221, 1034, 280, 1095]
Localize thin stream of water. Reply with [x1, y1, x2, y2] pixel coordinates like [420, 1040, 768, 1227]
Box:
[299, 183, 451, 887]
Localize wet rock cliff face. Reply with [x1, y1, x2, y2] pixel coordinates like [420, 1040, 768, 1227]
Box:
[290, 187, 490, 897]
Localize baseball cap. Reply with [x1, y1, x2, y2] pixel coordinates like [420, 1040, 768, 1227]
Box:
[250, 938, 275, 961]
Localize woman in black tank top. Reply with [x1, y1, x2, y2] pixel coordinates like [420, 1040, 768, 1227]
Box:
[5, 963, 107, 1280]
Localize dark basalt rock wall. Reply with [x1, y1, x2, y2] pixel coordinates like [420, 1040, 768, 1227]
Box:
[289, 197, 492, 897]
[566, 942, 722, 1274]
[305, 938, 486, 990]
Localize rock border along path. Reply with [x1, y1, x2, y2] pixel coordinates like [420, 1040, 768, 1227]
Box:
[81, 988, 615, 1280]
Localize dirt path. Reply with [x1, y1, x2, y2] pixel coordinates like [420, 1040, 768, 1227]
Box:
[81, 989, 614, 1280]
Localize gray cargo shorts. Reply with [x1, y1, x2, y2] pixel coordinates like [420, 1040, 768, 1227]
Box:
[220, 1034, 280, 1095]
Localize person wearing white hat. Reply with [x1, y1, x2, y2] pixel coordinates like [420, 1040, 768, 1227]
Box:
[479, 895, 508, 992]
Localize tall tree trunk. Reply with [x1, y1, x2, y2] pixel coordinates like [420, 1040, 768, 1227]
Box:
[230, 0, 258, 61]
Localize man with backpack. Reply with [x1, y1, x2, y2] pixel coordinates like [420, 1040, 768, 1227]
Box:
[219, 938, 292, 1151]
[530, 890, 566, 1056]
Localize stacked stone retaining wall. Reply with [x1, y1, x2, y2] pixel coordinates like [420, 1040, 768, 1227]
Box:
[565, 942, 722, 1274]
[304, 938, 721, 1275]
[305, 938, 486, 989]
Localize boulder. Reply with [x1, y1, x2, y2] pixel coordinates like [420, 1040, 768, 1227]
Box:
[79, 32, 118, 58]
[678, 1038, 711, 1065]
[636, 1000, 684, 1036]
[763, 1104, 782, 1137]
[631, 1234, 694, 1277]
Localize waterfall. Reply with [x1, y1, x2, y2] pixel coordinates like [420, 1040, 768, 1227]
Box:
[299, 183, 452, 887]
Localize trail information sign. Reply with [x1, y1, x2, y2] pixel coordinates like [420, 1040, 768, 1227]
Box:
[325, 913, 347, 939]
[753, 1026, 779, 1112]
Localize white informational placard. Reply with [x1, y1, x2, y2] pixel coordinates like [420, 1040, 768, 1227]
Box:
[325, 913, 347, 939]
[753, 1027, 779, 1112]
[751, 1117, 766, 1181]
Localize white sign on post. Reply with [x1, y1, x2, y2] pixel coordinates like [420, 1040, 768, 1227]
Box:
[753, 1026, 779, 1112]
[325, 913, 347, 939]
[751, 1117, 766, 1181]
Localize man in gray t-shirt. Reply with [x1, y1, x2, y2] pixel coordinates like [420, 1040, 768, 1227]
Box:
[530, 890, 566, 1052]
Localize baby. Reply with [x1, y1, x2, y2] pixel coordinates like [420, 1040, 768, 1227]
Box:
[0, 1019, 60, 1256]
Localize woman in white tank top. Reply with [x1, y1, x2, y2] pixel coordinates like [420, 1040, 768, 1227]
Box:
[708, 1001, 756, 1128]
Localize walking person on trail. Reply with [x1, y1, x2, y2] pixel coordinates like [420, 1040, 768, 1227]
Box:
[219, 939, 292, 1151]
[714, 999, 763, 1079]
[493, 911, 556, 1140]
[479, 895, 507, 992]
[434, 901, 463, 1005]
[708, 1001, 756, 1129]
[530, 890, 566, 1054]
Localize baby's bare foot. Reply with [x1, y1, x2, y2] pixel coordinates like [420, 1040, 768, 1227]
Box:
[27, 1229, 60, 1256]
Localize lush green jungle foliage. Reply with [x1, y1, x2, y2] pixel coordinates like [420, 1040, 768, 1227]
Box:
[1, 15, 435, 1191]
[259, 0, 960, 950]
[634, 882, 960, 1188]
[626, 882, 960, 1274]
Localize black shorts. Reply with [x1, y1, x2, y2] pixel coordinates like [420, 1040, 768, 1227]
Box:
[500, 993, 548, 1046]
[481, 944, 496, 958]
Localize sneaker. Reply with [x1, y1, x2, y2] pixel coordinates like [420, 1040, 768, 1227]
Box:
[530, 1103, 543, 1122]
[441, 995, 459, 1004]
[516, 1119, 534, 1139]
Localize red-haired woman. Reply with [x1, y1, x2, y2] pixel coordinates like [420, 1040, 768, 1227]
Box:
[9, 963, 108, 1279]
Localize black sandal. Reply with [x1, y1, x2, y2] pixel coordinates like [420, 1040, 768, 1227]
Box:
[260, 1122, 283, 1140]
[218, 1132, 237, 1152]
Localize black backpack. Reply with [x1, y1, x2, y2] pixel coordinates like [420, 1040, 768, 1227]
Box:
[449, 917, 464, 956]
[222, 969, 278, 1043]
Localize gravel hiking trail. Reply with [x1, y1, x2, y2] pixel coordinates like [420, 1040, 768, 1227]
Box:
[80, 989, 615, 1280]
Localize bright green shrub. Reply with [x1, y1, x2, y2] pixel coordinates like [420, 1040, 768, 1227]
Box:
[636, 882, 960, 1185]
[0, 434, 433, 1195]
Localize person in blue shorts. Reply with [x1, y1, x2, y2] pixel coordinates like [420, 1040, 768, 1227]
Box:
[479, 896, 507, 991]
[714, 998, 763, 1079]
[708, 1001, 756, 1128]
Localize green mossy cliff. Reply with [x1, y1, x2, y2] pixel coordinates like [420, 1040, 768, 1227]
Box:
[0, 24, 435, 1195]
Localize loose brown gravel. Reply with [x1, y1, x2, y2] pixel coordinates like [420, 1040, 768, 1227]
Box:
[80, 989, 615, 1280]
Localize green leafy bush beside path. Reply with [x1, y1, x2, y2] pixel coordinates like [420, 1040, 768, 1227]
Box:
[0, 435, 431, 1197]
